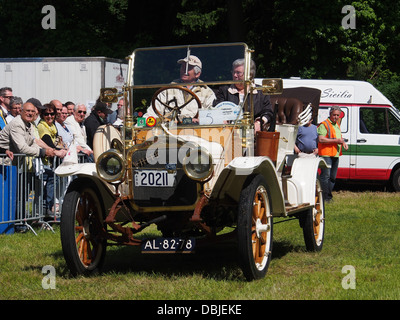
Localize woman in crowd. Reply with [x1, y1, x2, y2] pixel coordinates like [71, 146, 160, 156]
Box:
[55, 105, 73, 147]
[37, 102, 66, 216]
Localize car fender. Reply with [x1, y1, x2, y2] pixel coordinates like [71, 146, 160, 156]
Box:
[289, 156, 328, 205]
[61, 163, 118, 215]
[210, 156, 286, 217]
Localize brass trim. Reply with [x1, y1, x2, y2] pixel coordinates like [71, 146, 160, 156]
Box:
[182, 148, 214, 182]
[96, 149, 126, 183]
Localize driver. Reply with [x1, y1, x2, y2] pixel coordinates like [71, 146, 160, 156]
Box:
[144, 55, 216, 122]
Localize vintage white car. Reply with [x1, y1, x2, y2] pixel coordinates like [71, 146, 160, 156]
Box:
[58, 43, 327, 281]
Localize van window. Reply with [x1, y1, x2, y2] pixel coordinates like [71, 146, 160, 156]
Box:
[360, 108, 400, 135]
[388, 110, 400, 134]
[318, 106, 348, 133]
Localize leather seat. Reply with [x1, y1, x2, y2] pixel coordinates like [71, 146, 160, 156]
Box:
[269, 97, 303, 125]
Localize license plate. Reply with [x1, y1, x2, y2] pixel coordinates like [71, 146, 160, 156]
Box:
[134, 170, 176, 187]
[141, 237, 195, 253]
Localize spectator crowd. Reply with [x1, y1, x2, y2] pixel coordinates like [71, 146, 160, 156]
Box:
[0, 86, 119, 219]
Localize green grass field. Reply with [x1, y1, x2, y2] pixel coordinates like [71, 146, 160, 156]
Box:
[1, 190, 399, 301]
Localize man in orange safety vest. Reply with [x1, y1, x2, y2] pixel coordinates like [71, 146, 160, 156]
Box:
[317, 106, 348, 202]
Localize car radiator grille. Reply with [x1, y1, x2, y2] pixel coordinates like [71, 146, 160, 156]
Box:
[131, 148, 198, 207]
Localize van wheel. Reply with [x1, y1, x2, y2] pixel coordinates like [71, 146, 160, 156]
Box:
[391, 168, 400, 192]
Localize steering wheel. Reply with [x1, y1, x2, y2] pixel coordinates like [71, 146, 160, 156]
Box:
[151, 86, 202, 123]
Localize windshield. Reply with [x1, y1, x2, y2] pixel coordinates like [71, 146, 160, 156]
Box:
[126, 43, 254, 126]
[131, 43, 247, 88]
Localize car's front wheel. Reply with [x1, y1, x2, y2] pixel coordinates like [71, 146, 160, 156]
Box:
[60, 179, 107, 276]
[238, 175, 273, 281]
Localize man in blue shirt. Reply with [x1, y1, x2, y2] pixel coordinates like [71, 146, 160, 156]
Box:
[294, 119, 318, 157]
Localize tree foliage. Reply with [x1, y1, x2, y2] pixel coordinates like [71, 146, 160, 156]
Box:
[1, 0, 399, 96]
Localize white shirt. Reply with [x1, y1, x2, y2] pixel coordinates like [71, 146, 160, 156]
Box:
[5, 114, 15, 123]
[64, 115, 92, 151]
[55, 121, 74, 147]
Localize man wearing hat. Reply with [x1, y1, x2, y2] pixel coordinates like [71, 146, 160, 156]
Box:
[84, 101, 112, 150]
[144, 54, 216, 122]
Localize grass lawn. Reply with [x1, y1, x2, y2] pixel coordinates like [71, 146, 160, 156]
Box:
[1, 190, 399, 301]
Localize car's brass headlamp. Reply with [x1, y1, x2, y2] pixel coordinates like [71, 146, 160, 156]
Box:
[96, 149, 125, 183]
[182, 147, 214, 182]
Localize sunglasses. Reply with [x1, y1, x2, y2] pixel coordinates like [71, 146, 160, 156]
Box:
[77, 110, 87, 114]
[44, 112, 55, 116]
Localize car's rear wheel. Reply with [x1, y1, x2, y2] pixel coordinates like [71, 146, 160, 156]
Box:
[60, 179, 107, 276]
[300, 179, 325, 251]
[238, 175, 273, 281]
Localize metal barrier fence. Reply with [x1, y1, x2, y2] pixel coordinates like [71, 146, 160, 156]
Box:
[0, 153, 85, 235]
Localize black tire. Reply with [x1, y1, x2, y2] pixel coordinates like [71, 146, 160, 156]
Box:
[300, 179, 325, 252]
[390, 168, 400, 192]
[238, 174, 273, 281]
[60, 179, 107, 276]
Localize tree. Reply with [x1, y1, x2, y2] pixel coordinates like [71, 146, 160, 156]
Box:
[1, 0, 399, 87]
[0, 0, 130, 58]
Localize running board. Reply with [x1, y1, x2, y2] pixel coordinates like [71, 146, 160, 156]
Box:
[285, 203, 312, 216]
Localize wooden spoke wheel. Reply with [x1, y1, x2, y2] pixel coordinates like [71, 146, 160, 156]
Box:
[60, 179, 106, 276]
[238, 175, 273, 281]
[301, 179, 325, 251]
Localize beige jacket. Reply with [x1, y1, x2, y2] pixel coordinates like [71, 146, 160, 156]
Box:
[0, 115, 41, 156]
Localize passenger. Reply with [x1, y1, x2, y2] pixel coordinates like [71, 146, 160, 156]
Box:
[5, 96, 22, 123]
[317, 106, 348, 202]
[84, 101, 112, 150]
[144, 55, 216, 122]
[214, 59, 273, 132]
[294, 118, 319, 157]
[65, 101, 75, 116]
[64, 103, 94, 162]
[0, 87, 13, 129]
[37, 103, 67, 215]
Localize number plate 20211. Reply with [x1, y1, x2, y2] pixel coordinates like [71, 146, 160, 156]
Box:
[134, 170, 176, 187]
[141, 238, 195, 253]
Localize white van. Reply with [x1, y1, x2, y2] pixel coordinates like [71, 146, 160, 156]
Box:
[256, 78, 400, 191]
